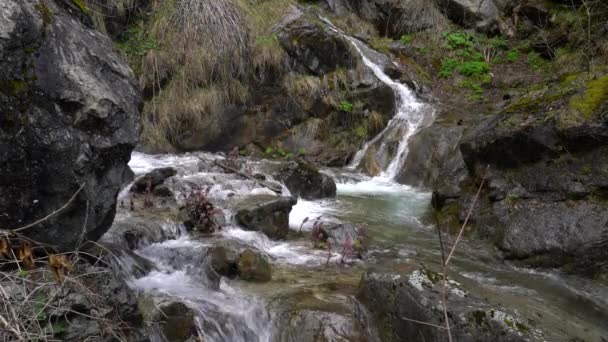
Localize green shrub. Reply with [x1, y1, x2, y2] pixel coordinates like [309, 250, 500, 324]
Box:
[444, 31, 473, 51]
[298, 148, 306, 155]
[339, 100, 354, 113]
[458, 61, 490, 77]
[439, 58, 460, 78]
[370, 37, 392, 54]
[527, 51, 544, 70]
[507, 50, 520, 62]
[490, 36, 508, 50]
[355, 125, 367, 138]
[400, 35, 413, 44]
[265, 147, 274, 155]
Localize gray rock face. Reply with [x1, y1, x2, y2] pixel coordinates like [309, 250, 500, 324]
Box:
[235, 196, 297, 239]
[277, 7, 356, 75]
[398, 124, 468, 190]
[436, 0, 501, 32]
[0, 0, 141, 250]
[456, 111, 608, 275]
[345, 0, 445, 37]
[277, 160, 337, 199]
[358, 265, 544, 341]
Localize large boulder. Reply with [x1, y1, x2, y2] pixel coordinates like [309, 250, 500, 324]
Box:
[398, 124, 468, 190]
[277, 160, 337, 199]
[0, 0, 141, 250]
[276, 6, 356, 75]
[344, 0, 446, 38]
[235, 196, 297, 239]
[435, 0, 501, 33]
[453, 96, 608, 276]
[358, 264, 544, 341]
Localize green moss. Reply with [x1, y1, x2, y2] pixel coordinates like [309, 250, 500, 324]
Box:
[504, 318, 515, 328]
[515, 322, 530, 333]
[34, 0, 53, 27]
[471, 310, 487, 326]
[354, 125, 367, 138]
[571, 74, 608, 118]
[2, 80, 27, 95]
[370, 37, 392, 54]
[72, 0, 88, 13]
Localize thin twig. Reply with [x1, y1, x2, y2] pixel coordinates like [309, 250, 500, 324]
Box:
[11, 183, 86, 233]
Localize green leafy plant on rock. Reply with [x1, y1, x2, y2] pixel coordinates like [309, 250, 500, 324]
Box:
[338, 100, 354, 113]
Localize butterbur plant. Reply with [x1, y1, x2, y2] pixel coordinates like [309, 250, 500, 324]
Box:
[185, 188, 222, 233]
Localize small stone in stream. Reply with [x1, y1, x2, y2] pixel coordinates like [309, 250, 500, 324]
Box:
[130, 167, 177, 193]
[208, 246, 238, 277]
[153, 185, 174, 197]
[237, 249, 271, 282]
[277, 160, 336, 199]
[153, 301, 197, 342]
[235, 196, 297, 239]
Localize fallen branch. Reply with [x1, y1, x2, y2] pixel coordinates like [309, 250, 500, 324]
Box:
[440, 165, 489, 342]
[212, 160, 282, 194]
[9, 183, 86, 233]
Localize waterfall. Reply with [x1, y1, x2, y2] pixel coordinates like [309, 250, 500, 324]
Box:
[321, 18, 434, 181]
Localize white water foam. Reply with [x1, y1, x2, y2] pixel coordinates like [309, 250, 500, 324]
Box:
[321, 17, 434, 180]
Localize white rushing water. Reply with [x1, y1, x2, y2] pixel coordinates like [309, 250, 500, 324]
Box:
[321, 17, 434, 181]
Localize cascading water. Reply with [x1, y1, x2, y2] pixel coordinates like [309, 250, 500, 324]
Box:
[321, 17, 435, 180]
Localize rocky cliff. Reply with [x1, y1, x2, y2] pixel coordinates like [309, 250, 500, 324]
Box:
[0, 0, 141, 250]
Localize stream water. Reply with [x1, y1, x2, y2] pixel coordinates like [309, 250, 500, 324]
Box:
[108, 25, 608, 342]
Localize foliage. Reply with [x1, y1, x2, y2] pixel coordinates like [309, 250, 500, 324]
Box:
[507, 49, 520, 62]
[115, 20, 158, 61]
[527, 51, 544, 70]
[72, 0, 88, 13]
[34, 0, 53, 27]
[370, 37, 392, 54]
[338, 100, 354, 113]
[489, 36, 508, 50]
[458, 61, 490, 77]
[571, 74, 608, 118]
[185, 188, 222, 233]
[439, 58, 459, 78]
[354, 125, 367, 138]
[444, 31, 473, 51]
[400, 35, 413, 44]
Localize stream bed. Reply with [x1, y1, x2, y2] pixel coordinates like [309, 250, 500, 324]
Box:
[105, 152, 608, 342]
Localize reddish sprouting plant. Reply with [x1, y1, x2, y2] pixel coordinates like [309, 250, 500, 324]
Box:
[185, 188, 222, 233]
[352, 223, 370, 258]
[340, 236, 353, 263]
[228, 146, 240, 161]
[143, 177, 153, 208]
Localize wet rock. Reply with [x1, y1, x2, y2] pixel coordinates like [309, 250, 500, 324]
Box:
[358, 265, 544, 341]
[153, 301, 197, 342]
[398, 124, 468, 190]
[207, 245, 238, 277]
[235, 196, 297, 239]
[0, 0, 141, 251]
[130, 167, 177, 193]
[237, 249, 272, 282]
[101, 215, 182, 250]
[153, 185, 174, 197]
[277, 160, 337, 199]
